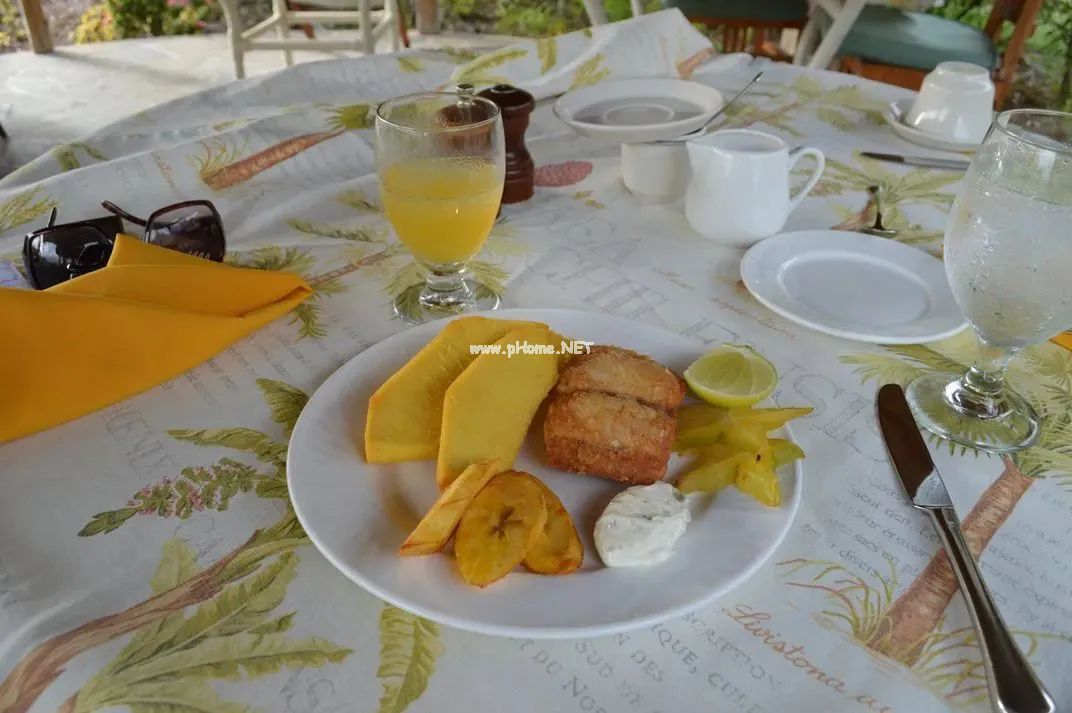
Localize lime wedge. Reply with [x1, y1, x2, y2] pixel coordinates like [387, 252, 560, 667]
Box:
[683, 345, 777, 407]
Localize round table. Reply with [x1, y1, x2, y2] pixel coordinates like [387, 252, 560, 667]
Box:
[0, 12, 1067, 713]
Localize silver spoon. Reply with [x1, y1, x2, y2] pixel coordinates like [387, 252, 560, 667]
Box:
[651, 71, 763, 145]
[861, 185, 898, 237]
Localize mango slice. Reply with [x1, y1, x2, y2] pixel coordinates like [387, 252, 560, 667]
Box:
[364, 317, 536, 463]
[436, 324, 560, 489]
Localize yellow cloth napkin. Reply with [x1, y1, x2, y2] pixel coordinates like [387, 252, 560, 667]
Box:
[1053, 332, 1072, 351]
[0, 235, 311, 443]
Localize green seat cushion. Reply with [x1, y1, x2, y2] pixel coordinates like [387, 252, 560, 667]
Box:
[833, 5, 998, 71]
[664, 0, 807, 24]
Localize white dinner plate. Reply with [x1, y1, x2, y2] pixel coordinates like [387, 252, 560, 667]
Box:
[288, 308, 802, 638]
[884, 99, 980, 153]
[741, 231, 967, 344]
[554, 78, 723, 144]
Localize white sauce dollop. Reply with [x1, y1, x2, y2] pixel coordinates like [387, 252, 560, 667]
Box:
[594, 482, 690, 567]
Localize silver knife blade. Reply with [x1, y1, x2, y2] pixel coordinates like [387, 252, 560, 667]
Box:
[876, 384, 953, 509]
[861, 151, 970, 171]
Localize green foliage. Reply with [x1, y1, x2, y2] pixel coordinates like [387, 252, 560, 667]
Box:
[74, 0, 220, 44]
[501, 0, 659, 36]
[257, 378, 308, 435]
[496, 0, 586, 37]
[0, 0, 27, 49]
[72, 4, 117, 43]
[74, 543, 351, 713]
[377, 606, 444, 713]
[79, 458, 269, 536]
[169, 427, 288, 467]
[929, 0, 1072, 108]
[78, 379, 308, 536]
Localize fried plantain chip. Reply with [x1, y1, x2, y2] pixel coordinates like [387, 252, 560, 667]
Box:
[399, 460, 504, 556]
[522, 478, 583, 575]
[455, 471, 547, 587]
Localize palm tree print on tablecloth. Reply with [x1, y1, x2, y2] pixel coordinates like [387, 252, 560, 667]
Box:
[452, 47, 528, 87]
[0, 187, 56, 234]
[288, 188, 524, 324]
[536, 37, 557, 75]
[52, 142, 108, 173]
[778, 558, 1059, 706]
[0, 379, 443, 713]
[811, 154, 962, 252]
[227, 246, 347, 341]
[569, 53, 610, 90]
[718, 76, 887, 137]
[193, 104, 374, 191]
[803, 335, 1072, 673]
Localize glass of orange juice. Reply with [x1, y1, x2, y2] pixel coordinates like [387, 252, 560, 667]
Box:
[375, 89, 505, 323]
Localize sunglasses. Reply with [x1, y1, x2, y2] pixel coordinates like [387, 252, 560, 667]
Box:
[22, 200, 226, 290]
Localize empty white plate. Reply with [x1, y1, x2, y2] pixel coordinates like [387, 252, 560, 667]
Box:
[741, 230, 967, 344]
[884, 99, 980, 153]
[554, 78, 723, 144]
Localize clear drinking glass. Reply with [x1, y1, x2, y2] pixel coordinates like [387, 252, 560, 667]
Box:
[907, 109, 1072, 451]
[375, 90, 505, 323]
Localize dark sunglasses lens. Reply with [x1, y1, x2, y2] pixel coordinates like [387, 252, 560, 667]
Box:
[147, 204, 225, 262]
[23, 226, 113, 289]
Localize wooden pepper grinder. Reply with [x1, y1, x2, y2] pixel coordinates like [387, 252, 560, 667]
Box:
[478, 84, 535, 204]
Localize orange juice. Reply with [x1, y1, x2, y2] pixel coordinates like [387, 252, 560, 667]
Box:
[381, 157, 504, 265]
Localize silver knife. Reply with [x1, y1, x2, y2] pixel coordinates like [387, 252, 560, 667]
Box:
[862, 151, 970, 171]
[876, 384, 1054, 713]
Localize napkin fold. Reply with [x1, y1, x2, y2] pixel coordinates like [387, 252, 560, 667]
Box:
[0, 235, 311, 443]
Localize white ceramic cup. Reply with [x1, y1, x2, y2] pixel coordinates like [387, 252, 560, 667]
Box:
[621, 143, 690, 204]
[684, 129, 824, 247]
[905, 61, 995, 144]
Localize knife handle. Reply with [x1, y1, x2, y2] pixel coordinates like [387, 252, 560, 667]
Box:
[928, 508, 1054, 713]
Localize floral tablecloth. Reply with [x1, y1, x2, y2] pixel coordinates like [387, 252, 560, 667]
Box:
[2, 10, 1070, 713]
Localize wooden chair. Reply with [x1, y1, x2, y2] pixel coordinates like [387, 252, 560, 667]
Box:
[837, 0, 1043, 107]
[664, 0, 808, 60]
[579, 0, 806, 60]
[218, 0, 402, 79]
[285, 0, 409, 47]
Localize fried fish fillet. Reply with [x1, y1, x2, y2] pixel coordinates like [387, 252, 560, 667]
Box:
[544, 391, 675, 484]
[554, 345, 685, 413]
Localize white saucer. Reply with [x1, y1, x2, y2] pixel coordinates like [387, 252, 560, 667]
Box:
[741, 230, 967, 344]
[884, 99, 980, 153]
[554, 78, 723, 144]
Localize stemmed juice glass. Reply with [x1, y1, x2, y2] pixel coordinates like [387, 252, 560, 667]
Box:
[907, 109, 1072, 451]
[375, 90, 505, 323]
